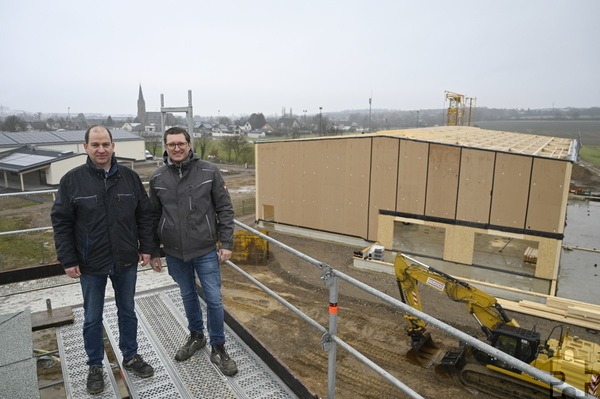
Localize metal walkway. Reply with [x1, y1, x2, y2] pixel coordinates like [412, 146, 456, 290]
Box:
[57, 286, 299, 399]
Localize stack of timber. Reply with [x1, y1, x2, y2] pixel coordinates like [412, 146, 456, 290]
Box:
[523, 246, 538, 264]
[499, 296, 600, 331]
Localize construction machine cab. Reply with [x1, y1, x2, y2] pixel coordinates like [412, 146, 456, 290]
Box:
[490, 324, 541, 366]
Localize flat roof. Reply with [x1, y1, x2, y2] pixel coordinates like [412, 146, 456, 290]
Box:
[0, 129, 142, 147]
[0, 146, 81, 173]
[262, 126, 578, 161]
[380, 126, 576, 160]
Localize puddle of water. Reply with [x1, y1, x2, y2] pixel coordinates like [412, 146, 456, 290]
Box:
[557, 200, 600, 305]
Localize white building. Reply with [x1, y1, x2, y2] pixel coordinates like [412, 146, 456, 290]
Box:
[0, 129, 147, 191]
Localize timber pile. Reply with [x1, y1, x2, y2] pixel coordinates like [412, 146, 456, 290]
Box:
[523, 247, 538, 264]
[499, 296, 600, 331]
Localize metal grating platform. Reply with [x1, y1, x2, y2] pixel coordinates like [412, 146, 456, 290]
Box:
[56, 308, 120, 399]
[57, 286, 299, 398]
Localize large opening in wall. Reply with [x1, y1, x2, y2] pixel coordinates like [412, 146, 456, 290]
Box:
[392, 221, 445, 260]
[473, 233, 538, 276]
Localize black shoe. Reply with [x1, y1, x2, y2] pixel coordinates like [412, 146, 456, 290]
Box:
[123, 354, 154, 378]
[86, 365, 104, 395]
[175, 330, 207, 361]
[210, 344, 238, 376]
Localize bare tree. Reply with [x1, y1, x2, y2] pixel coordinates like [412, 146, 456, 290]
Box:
[141, 132, 163, 157]
[1, 115, 28, 132]
[194, 134, 212, 159]
[221, 135, 248, 162]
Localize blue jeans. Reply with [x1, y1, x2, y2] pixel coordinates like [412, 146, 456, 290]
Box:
[166, 251, 225, 346]
[80, 265, 138, 366]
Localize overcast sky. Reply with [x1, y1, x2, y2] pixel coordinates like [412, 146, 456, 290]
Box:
[1, 0, 598, 118]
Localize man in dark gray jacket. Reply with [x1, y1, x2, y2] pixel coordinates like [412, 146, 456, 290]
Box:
[148, 127, 237, 376]
[51, 125, 155, 395]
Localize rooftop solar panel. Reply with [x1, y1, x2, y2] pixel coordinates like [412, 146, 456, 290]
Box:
[0, 153, 55, 167]
[0, 134, 18, 145]
[112, 130, 140, 140]
[5, 132, 63, 144]
[53, 131, 85, 142]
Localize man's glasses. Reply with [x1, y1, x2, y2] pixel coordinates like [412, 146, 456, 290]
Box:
[165, 142, 189, 150]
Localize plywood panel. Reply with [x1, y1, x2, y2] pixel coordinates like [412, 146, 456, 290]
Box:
[318, 140, 347, 233]
[343, 138, 371, 238]
[425, 144, 460, 219]
[526, 158, 570, 233]
[456, 149, 495, 223]
[368, 137, 399, 240]
[255, 143, 281, 220]
[397, 140, 428, 215]
[300, 140, 325, 230]
[276, 141, 302, 226]
[490, 153, 532, 229]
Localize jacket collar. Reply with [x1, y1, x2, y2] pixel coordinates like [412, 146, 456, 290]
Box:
[164, 148, 197, 170]
[86, 155, 118, 178]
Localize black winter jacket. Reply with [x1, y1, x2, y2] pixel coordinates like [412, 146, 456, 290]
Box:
[149, 150, 234, 261]
[51, 156, 154, 274]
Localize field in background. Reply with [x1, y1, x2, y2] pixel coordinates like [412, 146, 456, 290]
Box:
[579, 146, 600, 166]
[475, 120, 600, 145]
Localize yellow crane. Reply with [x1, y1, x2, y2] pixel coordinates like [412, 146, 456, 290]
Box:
[445, 90, 465, 126]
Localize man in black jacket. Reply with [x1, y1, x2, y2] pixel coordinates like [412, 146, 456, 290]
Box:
[51, 125, 155, 394]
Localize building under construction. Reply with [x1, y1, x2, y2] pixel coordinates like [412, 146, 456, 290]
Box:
[255, 126, 578, 300]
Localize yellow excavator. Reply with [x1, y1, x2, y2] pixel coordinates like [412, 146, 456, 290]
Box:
[394, 253, 600, 399]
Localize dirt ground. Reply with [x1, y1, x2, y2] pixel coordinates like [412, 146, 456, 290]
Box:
[20, 160, 600, 398]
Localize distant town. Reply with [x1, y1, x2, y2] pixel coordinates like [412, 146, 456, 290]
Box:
[2, 87, 599, 137]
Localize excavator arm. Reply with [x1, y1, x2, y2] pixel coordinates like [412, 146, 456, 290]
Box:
[394, 253, 518, 339]
[394, 253, 520, 367]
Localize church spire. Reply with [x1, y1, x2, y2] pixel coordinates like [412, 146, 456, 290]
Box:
[137, 84, 147, 124]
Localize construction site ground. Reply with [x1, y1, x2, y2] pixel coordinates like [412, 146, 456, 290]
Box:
[4, 160, 600, 398]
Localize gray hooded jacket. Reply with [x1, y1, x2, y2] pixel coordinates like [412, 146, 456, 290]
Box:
[149, 150, 234, 261]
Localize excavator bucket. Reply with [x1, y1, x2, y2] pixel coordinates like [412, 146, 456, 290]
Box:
[434, 345, 467, 383]
[406, 332, 444, 369]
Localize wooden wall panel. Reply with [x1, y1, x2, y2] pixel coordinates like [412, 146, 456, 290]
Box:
[526, 159, 570, 233]
[397, 140, 428, 215]
[276, 142, 301, 226]
[300, 140, 324, 230]
[319, 140, 346, 232]
[343, 138, 372, 238]
[425, 144, 461, 219]
[368, 137, 399, 240]
[456, 149, 495, 223]
[255, 143, 280, 220]
[490, 153, 532, 229]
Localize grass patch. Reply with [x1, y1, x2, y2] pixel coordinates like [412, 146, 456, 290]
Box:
[0, 196, 44, 209]
[0, 214, 57, 271]
[0, 232, 56, 271]
[580, 145, 600, 166]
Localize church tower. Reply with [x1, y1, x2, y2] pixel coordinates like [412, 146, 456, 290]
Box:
[137, 84, 147, 124]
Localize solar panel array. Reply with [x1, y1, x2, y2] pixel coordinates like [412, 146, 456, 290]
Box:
[0, 153, 55, 167]
[3, 132, 63, 144]
[0, 129, 140, 146]
[0, 134, 18, 145]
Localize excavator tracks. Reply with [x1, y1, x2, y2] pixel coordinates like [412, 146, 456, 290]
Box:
[459, 363, 563, 399]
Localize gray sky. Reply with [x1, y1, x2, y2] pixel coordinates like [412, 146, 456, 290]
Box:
[1, 0, 598, 118]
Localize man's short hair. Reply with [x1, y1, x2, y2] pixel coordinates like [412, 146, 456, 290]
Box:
[164, 127, 191, 143]
[85, 125, 113, 143]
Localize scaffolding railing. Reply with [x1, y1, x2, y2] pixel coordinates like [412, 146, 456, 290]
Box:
[233, 220, 594, 399]
[0, 187, 593, 399]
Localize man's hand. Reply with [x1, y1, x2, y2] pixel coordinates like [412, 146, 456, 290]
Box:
[149, 257, 162, 272]
[139, 253, 151, 266]
[65, 265, 81, 279]
[218, 248, 232, 262]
